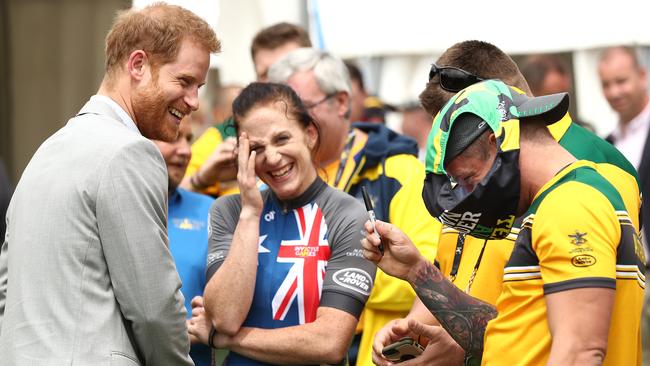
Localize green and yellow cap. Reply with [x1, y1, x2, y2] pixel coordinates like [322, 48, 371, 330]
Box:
[425, 79, 569, 175]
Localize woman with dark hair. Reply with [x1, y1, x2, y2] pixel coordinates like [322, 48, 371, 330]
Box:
[189, 82, 376, 365]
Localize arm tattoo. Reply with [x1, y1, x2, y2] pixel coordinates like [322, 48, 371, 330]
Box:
[411, 260, 497, 361]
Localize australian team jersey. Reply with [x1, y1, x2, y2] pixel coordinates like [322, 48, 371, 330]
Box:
[206, 178, 376, 366]
[482, 161, 645, 366]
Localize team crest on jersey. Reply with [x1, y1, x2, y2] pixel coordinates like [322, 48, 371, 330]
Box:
[271, 203, 331, 324]
[568, 230, 587, 245]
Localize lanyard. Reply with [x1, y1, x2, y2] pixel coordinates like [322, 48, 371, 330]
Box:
[448, 233, 466, 282]
[333, 131, 356, 189]
[448, 232, 488, 294]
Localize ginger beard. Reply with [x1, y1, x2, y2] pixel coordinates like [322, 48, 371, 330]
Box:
[132, 70, 186, 143]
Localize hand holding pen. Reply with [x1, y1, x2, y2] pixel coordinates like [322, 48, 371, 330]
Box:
[362, 186, 384, 255]
[360, 207, 426, 282]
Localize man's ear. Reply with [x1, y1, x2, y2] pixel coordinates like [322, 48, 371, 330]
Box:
[127, 50, 148, 81]
[488, 132, 497, 147]
[335, 91, 351, 119]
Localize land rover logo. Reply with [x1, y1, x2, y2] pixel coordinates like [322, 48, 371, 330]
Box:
[332, 268, 373, 296]
[571, 254, 596, 267]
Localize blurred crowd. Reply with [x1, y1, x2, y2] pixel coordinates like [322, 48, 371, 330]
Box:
[0, 3, 648, 366]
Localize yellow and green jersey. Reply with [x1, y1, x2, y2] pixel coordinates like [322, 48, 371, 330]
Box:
[482, 160, 645, 366]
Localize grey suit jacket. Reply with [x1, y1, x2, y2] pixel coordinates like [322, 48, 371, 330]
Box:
[0, 99, 194, 365]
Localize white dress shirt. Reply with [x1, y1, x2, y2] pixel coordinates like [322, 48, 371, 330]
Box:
[611, 101, 650, 169]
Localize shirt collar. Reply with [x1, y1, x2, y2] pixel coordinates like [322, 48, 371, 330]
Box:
[270, 177, 327, 214]
[90, 95, 140, 135]
[612, 101, 650, 140]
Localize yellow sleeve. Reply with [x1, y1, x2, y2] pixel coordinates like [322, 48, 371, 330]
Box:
[533, 182, 620, 293]
[184, 127, 223, 196]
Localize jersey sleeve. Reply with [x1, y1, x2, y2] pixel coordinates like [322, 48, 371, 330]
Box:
[319, 193, 377, 319]
[205, 194, 242, 280]
[533, 182, 620, 294]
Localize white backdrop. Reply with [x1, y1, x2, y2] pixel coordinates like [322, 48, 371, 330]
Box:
[313, 0, 650, 57]
[132, 0, 650, 136]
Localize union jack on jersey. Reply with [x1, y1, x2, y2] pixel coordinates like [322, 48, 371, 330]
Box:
[271, 203, 331, 324]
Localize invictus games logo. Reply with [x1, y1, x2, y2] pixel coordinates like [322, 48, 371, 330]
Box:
[332, 268, 373, 296]
[568, 230, 588, 246]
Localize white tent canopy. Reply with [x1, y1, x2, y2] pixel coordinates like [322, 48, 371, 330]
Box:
[313, 0, 650, 57]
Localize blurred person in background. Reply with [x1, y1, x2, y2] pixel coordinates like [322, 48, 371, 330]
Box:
[345, 60, 394, 124]
[400, 101, 432, 162]
[189, 82, 375, 365]
[521, 53, 572, 96]
[211, 84, 243, 124]
[371, 40, 640, 366]
[182, 22, 311, 198]
[0, 4, 220, 364]
[521, 53, 592, 130]
[187, 93, 211, 139]
[153, 117, 214, 366]
[269, 47, 440, 366]
[598, 45, 650, 365]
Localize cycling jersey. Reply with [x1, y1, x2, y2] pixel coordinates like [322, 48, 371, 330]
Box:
[206, 178, 376, 366]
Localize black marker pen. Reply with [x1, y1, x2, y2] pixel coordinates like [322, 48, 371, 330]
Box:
[361, 186, 384, 255]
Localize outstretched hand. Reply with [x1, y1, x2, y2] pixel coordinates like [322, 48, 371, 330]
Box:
[361, 219, 425, 281]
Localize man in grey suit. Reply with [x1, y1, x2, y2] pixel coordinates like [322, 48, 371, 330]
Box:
[0, 4, 220, 365]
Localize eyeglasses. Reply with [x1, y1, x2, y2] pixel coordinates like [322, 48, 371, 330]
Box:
[303, 93, 336, 109]
[428, 64, 485, 93]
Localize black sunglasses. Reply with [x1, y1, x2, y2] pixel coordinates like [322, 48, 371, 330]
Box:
[428, 64, 485, 92]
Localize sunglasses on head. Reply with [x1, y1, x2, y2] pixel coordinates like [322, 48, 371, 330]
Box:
[428, 64, 485, 92]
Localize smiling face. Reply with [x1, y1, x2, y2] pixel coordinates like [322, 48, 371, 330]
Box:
[238, 101, 318, 200]
[132, 38, 210, 142]
[598, 49, 649, 124]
